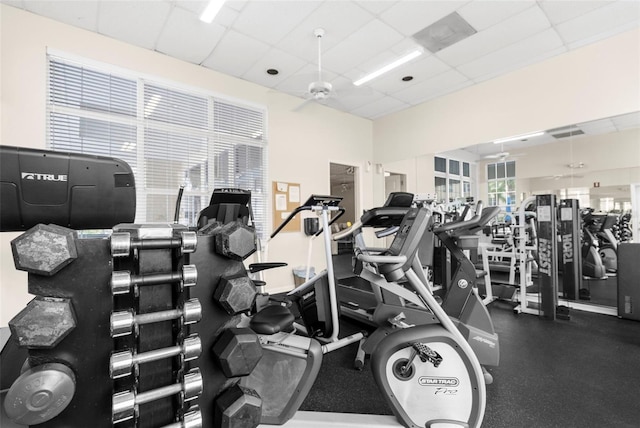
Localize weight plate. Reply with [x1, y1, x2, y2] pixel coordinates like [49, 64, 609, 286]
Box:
[3, 362, 76, 425]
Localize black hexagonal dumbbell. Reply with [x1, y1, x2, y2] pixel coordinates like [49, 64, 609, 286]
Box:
[214, 383, 262, 428]
[11, 224, 78, 276]
[212, 328, 263, 378]
[214, 275, 257, 315]
[9, 296, 76, 348]
[214, 221, 257, 261]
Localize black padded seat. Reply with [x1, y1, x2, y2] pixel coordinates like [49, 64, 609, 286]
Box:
[250, 304, 295, 335]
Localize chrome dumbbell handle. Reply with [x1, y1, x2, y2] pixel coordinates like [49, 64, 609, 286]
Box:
[110, 299, 202, 337]
[110, 335, 202, 379]
[112, 369, 202, 424]
[111, 231, 197, 257]
[111, 265, 198, 295]
[160, 409, 202, 428]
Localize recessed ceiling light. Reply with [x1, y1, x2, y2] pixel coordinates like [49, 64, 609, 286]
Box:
[266, 69, 279, 75]
[402, 76, 414, 82]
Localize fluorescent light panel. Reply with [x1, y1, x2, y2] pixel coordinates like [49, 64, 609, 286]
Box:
[200, 0, 225, 24]
[493, 131, 544, 144]
[353, 49, 423, 87]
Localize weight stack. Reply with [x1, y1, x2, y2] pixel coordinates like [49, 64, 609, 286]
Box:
[536, 194, 558, 320]
[618, 243, 640, 321]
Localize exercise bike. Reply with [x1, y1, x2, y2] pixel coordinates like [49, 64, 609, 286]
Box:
[235, 197, 487, 427]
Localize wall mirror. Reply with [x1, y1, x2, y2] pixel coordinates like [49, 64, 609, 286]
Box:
[436, 111, 639, 311]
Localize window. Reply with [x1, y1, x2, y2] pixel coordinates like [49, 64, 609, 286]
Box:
[487, 160, 516, 221]
[47, 55, 268, 238]
[434, 156, 475, 203]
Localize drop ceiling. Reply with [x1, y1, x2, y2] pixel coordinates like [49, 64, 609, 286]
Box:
[3, 0, 640, 120]
[458, 111, 640, 160]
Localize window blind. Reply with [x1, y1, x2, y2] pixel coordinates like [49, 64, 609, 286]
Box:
[47, 55, 268, 237]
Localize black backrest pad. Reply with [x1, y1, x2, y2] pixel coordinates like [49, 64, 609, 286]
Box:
[198, 188, 251, 227]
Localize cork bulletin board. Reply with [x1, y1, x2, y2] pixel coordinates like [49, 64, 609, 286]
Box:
[272, 181, 301, 233]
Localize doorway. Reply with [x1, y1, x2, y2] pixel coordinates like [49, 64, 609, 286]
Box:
[384, 171, 406, 198]
[329, 162, 358, 226]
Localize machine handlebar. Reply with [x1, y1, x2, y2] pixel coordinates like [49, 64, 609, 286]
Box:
[432, 201, 484, 234]
[270, 195, 345, 239]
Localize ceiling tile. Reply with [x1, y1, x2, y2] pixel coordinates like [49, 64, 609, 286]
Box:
[579, 118, 617, 134]
[350, 95, 409, 119]
[225, 1, 249, 12]
[458, 0, 536, 31]
[354, 0, 398, 16]
[276, 1, 375, 63]
[98, 1, 172, 50]
[555, 0, 640, 45]
[379, 0, 469, 36]
[23, 0, 98, 32]
[538, 0, 612, 25]
[321, 19, 405, 75]
[201, 29, 269, 77]
[158, 1, 241, 26]
[231, 0, 321, 46]
[365, 54, 452, 95]
[242, 47, 307, 88]
[437, 5, 552, 67]
[392, 69, 471, 105]
[457, 28, 565, 81]
[611, 111, 640, 130]
[156, 6, 226, 64]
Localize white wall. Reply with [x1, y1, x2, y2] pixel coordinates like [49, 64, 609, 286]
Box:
[373, 27, 640, 178]
[0, 6, 374, 324]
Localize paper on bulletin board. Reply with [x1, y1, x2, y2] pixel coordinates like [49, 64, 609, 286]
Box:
[275, 194, 287, 211]
[272, 181, 301, 232]
[289, 186, 300, 203]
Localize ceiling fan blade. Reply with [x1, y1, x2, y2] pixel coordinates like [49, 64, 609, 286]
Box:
[293, 97, 316, 112]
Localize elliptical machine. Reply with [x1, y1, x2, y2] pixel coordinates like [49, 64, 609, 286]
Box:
[235, 197, 487, 427]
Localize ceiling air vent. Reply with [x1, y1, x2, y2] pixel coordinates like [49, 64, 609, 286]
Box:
[412, 12, 477, 53]
[551, 130, 585, 139]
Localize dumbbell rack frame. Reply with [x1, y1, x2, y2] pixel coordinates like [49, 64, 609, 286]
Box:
[111, 224, 201, 427]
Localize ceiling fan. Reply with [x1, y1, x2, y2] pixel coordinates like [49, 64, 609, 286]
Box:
[292, 28, 335, 111]
[484, 144, 526, 161]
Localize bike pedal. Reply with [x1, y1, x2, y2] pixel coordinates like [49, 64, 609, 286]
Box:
[412, 342, 443, 367]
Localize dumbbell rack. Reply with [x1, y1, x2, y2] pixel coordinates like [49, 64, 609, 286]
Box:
[110, 224, 202, 427]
